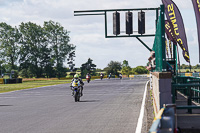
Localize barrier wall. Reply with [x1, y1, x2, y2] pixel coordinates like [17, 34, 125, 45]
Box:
[151, 72, 172, 115]
[0, 78, 3, 84]
[185, 73, 193, 77]
[122, 74, 149, 78]
[3, 78, 22, 84]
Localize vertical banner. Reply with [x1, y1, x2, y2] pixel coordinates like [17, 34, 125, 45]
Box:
[165, 38, 169, 58]
[191, 0, 200, 62]
[169, 40, 173, 58]
[162, 0, 190, 62]
[165, 20, 177, 43]
[165, 20, 175, 58]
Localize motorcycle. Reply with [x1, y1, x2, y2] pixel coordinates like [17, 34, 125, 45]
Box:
[119, 74, 122, 79]
[86, 75, 91, 83]
[108, 74, 111, 79]
[71, 79, 82, 102]
[100, 74, 103, 80]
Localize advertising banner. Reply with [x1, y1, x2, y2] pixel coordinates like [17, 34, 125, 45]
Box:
[165, 38, 169, 58]
[169, 40, 173, 58]
[165, 20, 176, 43]
[165, 20, 175, 58]
[192, 0, 200, 62]
[162, 0, 190, 62]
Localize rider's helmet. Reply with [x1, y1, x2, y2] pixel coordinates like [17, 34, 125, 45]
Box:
[74, 74, 79, 79]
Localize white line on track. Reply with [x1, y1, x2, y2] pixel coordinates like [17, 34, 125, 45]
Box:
[135, 80, 149, 133]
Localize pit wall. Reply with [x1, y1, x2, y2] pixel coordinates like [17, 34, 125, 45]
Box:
[151, 72, 172, 115]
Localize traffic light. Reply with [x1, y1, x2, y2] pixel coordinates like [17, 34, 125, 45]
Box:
[126, 11, 133, 34]
[113, 11, 120, 35]
[138, 11, 145, 34]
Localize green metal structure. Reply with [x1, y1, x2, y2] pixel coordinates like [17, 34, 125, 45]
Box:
[75, 3, 200, 130]
[75, 7, 158, 38]
[74, 5, 173, 72]
[74, 7, 160, 51]
[152, 5, 166, 72]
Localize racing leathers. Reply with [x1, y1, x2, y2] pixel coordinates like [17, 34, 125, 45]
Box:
[71, 78, 84, 96]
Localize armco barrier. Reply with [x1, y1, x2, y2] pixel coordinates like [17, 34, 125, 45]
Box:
[178, 72, 200, 77]
[149, 104, 177, 133]
[23, 78, 59, 81]
[91, 76, 101, 79]
[129, 74, 149, 78]
[185, 73, 193, 77]
[129, 75, 134, 78]
[122, 75, 128, 78]
[60, 77, 73, 80]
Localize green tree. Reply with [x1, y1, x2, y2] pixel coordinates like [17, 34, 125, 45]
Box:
[180, 64, 190, 69]
[19, 22, 48, 78]
[0, 52, 5, 76]
[122, 60, 129, 68]
[193, 64, 200, 69]
[132, 66, 148, 74]
[0, 21, 76, 78]
[0, 23, 21, 71]
[43, 20, 75, 78]
[121, 66, 132, 75]
[80, 58, 96, 77]
[19, 68, 35, 78]
[121, 60, 132, 75]
[104, 61, 122, 76]
[67, 51, 76, 72]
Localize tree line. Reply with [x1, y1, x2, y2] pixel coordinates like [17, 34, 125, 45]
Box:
[80, 59, 149, 77]
[0, 20, 75, 78]
[179, 64, 200, 69]
[0, 19, 149, 79]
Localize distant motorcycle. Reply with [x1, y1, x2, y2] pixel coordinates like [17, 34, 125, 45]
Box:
[71, 79, 82, 102]
[86, 75, 91, 83]
[119, 74, 122, 79]
[100, 74, 103, 80]
[108, 74, 111, 79]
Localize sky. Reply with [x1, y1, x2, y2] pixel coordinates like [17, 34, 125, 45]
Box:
[0, 0, 198, 69]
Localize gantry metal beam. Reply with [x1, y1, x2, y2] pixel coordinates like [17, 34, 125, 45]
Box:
[74, 7, 160, 52]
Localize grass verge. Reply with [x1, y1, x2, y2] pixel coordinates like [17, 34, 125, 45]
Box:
[0, 80, 72, 93]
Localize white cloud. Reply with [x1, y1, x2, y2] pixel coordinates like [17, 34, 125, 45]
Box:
[0, 0, 199, 68]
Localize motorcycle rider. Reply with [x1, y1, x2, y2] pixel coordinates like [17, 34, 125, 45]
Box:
[86, 73, 91, 79]
[71, 74, 84, 96]
[108, 73, 111, 79]
[100, 72, 104, 80]
[119, 73, 122, 79]
[86, 73, 91, 83]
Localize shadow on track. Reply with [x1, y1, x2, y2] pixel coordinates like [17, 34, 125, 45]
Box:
[79, 100, 100, 102]
[0, 105, 13, 107]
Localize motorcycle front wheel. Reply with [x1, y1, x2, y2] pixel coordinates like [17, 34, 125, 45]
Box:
[74, 91, 79, 102]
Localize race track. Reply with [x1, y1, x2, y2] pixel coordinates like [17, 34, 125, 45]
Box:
[0, 77, 148, 133]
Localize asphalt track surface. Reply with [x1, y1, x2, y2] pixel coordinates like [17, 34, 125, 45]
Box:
[0, 77, 148, 133]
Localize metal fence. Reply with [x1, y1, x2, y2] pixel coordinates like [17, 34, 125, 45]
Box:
[172, 76, 200, 113]
[178, 72, 200, 77]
